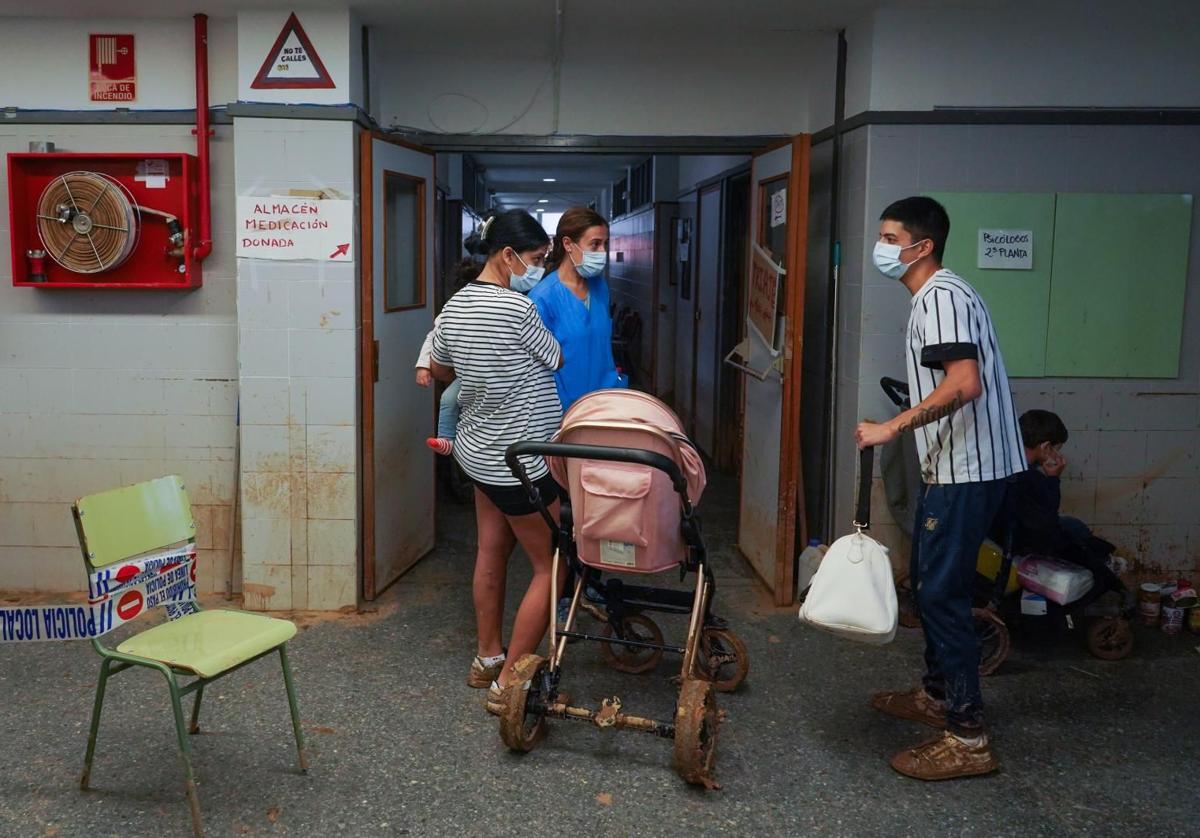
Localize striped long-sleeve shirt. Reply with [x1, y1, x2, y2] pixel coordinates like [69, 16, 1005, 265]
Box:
[905, 269, 1026, 485]
[431, 281, 563, 486]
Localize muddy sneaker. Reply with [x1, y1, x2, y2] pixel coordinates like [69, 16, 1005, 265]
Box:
[870, 688, 948, 729]
[468, 653, 505, 689]
[890, 731, 998, 780]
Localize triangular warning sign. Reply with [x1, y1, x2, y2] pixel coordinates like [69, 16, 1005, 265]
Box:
[251, 12, 335, 90]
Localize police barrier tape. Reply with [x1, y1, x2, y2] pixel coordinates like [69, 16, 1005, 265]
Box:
[0, 546, 198, 643]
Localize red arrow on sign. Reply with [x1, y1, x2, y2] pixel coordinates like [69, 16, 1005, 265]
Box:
[329, 243, 349, 259]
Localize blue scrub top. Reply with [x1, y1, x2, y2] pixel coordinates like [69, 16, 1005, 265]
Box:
[529, 270, 624, 410]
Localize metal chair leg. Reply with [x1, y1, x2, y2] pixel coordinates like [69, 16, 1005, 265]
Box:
[279, 645, 309, 773]
[166, 672, 204, 838]
[189, 683, 205, 735]
[81, 658, 113, 790]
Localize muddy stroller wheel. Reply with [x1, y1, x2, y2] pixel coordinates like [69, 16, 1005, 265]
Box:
[697, 626, 749, 692]
[498, 655, 549, 752]
[1086, 616, 1133, 661]
[599, 614, 664, 674]
[673, 678, 721, 789]
[974, 608, 1010, 676]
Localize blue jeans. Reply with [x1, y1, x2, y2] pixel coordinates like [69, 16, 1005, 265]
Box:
[437, 379, 461, 439]
[911, 479, 1008, 735]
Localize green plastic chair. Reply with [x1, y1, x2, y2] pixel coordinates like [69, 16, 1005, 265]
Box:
[73, 475, 307, 838]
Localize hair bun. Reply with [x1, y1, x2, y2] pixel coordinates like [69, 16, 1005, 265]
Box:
[463, 231, 489, 256]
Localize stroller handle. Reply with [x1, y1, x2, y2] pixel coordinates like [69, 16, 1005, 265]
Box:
[505, 441, 691, 502]
[880, 376, 910, 409]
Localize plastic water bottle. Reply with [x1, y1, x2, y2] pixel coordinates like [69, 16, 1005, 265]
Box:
[797, 539, 826, 593]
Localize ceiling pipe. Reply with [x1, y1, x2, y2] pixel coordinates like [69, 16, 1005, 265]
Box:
[552, 0, 564, 135]
[192, 13, 213, 262]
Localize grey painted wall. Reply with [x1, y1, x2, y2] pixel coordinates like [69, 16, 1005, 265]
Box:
[832, 124, 1200, 580]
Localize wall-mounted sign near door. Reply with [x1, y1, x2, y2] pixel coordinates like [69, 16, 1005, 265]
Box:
[89, 34, 136, 102]
[251, 12, 336, 90]
[748, 242, 785, 350]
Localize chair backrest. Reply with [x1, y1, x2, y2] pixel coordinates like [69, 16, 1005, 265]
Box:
[73, 475, 195, 568]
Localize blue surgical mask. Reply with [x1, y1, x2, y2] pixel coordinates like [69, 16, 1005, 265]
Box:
[872, 239, 927, 280]
[574, 249, 607, 279]
[509, 254, 545, 293]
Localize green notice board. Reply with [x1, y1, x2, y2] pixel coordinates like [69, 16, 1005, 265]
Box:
[929, 192, 1057, 377]
[1045, 193, 1193, 378]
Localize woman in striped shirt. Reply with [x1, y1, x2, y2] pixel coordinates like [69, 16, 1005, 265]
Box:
[429, 209, 565, 700]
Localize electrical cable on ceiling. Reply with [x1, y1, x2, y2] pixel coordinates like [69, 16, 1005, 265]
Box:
[409, 0, 565, 137]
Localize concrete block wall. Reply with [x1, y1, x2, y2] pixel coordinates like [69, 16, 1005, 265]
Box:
[833, 124, 1200, 580]
[233, 117, 359, 611]
[0, 124, 238, 595]
[607, 206, 656, 389]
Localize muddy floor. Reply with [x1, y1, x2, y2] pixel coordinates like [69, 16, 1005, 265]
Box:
[2, 475, 1197, 836]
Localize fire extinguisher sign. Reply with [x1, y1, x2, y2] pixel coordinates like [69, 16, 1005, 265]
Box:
[89, 34, 136, 102]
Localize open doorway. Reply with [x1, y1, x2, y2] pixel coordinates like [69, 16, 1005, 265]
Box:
[358, 138, 820, 605]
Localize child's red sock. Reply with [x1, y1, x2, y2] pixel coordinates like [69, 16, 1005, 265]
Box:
[426, 437, 453, 456]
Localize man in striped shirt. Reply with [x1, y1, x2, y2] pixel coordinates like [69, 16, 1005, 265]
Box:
[856, 196, 1025, 781]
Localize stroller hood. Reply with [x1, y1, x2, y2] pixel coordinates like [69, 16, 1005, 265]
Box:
[550, 389, 707, 504]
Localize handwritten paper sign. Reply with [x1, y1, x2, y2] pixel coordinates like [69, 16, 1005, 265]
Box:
[237, 196, 354, 261]
[978, 229, 1033, 270]
[770, 187, 787, 228]
[748, 243, 785, 349]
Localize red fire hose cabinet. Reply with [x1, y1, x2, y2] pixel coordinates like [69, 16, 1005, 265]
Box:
[8, 152, 203, 289]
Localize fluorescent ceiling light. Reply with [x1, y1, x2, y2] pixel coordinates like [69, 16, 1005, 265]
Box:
[538, 199, 549, 203]
[543, 178, 556, 182]
[536, 208, 545, 212]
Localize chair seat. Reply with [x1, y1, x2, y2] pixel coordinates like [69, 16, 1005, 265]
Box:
[117, 609, 297, 678]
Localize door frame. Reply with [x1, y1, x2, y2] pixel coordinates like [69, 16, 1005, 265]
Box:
[358, 128, 438, 601]
[690, 181, 723, 457]
[774, 134, 811, 604]
[736, 134, 811, 606]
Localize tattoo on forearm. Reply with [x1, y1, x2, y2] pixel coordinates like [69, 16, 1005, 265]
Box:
[897, 390, 964, 434]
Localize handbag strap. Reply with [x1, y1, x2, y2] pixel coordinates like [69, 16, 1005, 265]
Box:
[853, 446, 874, 531]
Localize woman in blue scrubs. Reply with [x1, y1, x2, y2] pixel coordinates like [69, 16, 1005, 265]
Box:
[529, 207, 625, 411]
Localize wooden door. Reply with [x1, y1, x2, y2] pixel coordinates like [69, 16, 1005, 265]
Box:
[736, 136, 811, 606]
[359, 131, 437, 599]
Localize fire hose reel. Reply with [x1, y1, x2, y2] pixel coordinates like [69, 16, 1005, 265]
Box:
[8, 153, 203, 290]
[38, 171, 142, 273]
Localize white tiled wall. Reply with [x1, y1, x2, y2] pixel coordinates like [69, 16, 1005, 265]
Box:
[0, 124, 239, 595]
[234, 118, 359, 611]
[833, 124, 1200, 579]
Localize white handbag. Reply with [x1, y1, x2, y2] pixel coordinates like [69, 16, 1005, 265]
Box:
[798, 447, 898, 645]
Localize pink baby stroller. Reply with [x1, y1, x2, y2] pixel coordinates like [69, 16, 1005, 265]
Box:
[498, 390, 748, 789]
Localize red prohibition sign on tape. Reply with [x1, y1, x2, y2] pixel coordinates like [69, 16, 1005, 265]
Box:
[189, 562, 197, 584]
[117, 590, 144, 622]
[115, 564, 140, 584]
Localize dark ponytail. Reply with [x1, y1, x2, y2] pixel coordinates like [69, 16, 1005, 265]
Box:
[457, 208, 549, 285]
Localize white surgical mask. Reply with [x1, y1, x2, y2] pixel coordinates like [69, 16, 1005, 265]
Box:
[509, 253, 545, 293]
[872, 239, 927, 280]
[572, 249, 607, 279]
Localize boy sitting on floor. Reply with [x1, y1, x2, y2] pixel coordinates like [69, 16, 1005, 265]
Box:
[1001, 409, 1124, 595]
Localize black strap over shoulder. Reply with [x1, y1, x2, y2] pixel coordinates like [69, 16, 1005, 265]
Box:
[854, 446, 875, 530]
